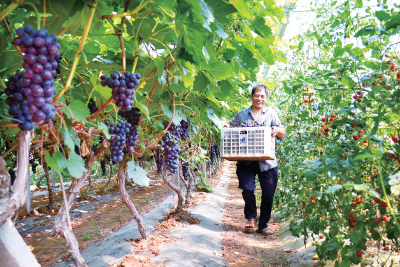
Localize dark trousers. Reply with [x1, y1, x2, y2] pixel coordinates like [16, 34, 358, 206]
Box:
[236, 162, 278, 229]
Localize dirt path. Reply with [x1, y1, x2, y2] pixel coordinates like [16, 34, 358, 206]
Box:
[220, 161, 289, 267]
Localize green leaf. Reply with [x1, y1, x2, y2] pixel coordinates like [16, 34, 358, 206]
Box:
[63, 100, 90, 123]
[341, 74, 357, 88]
[385, 13, 400, 31]
[176, 17, 208, 63]
[92, 84, 112, 101]
[354, 152, 372, 161]
[354, 26, 379, 37]
[207, 59, 232, 80]
[44, 150, 67, 173]
[355, 0, 363, 8]
[298, 41, 304, 50]
[251, 17, 272, 39]
[65, 152, 87, 178]
[375, 10, 390, 22]
[354, 184, 367, 191]
[137, 102, 149, 120]
[324, 184, 343, 194]
[127, 161, 149, 186]
[97, 122, 110, 139]
[62, 126, 75, 152]
[229, 0, 252, 20]
[161, 102, 182, 124]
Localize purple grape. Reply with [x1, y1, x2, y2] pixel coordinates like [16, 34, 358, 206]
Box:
[20, 45, 28, 53]
[38, 46, 47, 55]
[44, 36, 53, 46]
[22, 35, 33, 46]
[33, 97, 45, 107]
[33, 37, 45, 47]
[13, 92, 23, 101]
[22, 78, 32, 87]
[41, 70, 52, 80]
[44, 97, 53, 103]
[25, 54, 36, 65]
[43, 86, 54, 97]
[50, 60, 58, 69]
[24, 88, 32, 96]
[32, 110, 46, 122]
[32, 87, 44, 97]
[45, 111, 55, 120]
[47, 45, 58, 56]
[24, 25, 34, 34]
[36, 29, 48, 38]
[41, 103, 53, 114]
[13, 37, 22, 46]
[32, 63, 44, 73]
[27, 46, 38, 55]
[32, 74, 43, 84]
[37, 54, 47, 64]
[43, 62, 52, 70]
[100, 74, 107, 80]
[25, 69, 34, 79]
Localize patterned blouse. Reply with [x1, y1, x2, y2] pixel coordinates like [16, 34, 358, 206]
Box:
[227, 106, 285, 171]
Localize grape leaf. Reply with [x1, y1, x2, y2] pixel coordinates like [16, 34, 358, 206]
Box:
[127, 161, 149, 186]
[64, 100, 90, 123]
[207, 59, 232, 80]
[63, 126, 75, 152]
[97, 122, 110, 139]
[44, 150, 67, 173]
[64, 152, 87, 178]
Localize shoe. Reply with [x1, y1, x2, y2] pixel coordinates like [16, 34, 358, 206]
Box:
[244, 219, 256, 232]
[256, 227, 275, 235]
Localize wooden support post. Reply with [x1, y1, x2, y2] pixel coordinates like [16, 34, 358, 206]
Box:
[23, 172, 30, 213]
[172, 168, 180, 209]
[50, 169, 56, 186]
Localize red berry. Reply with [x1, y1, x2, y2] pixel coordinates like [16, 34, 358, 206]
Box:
[397, 72, 400, 79]
[349, 212, 353, 216]
[357, 98, 362, 102]
[382, 215, 389, 222]
[339, 182, 343, 185]
[353, 135, 359, 141]
[387, 60, 391, 65]
[353, 95, 358, 99]
[388, 152, 393, 158]
[340, 155, 346, 158]
[349, 216, 356, 221]
[311, 196, 315, 200]
[375, 189, 381, 194]
[346, 148, 349, 152]
[320, 235, 323, 239]
[356, 198, 362, 204]
[385, 53, 389, 57]
[375, 218, 381, 225]
[277, 187, 280, 190]
[311, 199, 316, 205]
[357, 90, 362, 95]
[322, 117, 326, 122]
[349, 221, 356, 227]
[281, 121, 284, 124]
[351, 203, 355, 207]
[374, 198, 381, 203]
[391, 65, 397, 70]
[359, 129, 365, 134]
[356, 251, 362, 258]
[381, 202, 388, 208]
[392, 135, 398, 142]
[398, 157, 400, 164]
[331, 114, 336, 118]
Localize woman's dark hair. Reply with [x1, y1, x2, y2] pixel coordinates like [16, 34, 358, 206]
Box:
[251, 84, 268, 97]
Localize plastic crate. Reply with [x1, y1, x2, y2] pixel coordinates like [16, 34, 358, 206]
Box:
[220, 127, 275, 161]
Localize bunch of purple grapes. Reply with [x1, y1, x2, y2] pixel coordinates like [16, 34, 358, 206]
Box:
[6, 25, 61, 130]
[214, 143, 220, 158]
[100, 160, 106, 176]
[163, 121, 183, 139]
[100, 72, 141, 111]
[106, 120, 129, 163]
[180, 120, 191, 141]
[162, 132, 180, 174]
[119, 107, 141, 152]
[88, 98, 98, 114]
[209, 145, 216, 163]
[182, 161, 189, 181]
[155, 150, 163, 175]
